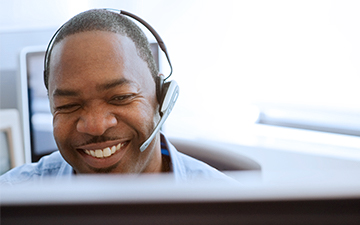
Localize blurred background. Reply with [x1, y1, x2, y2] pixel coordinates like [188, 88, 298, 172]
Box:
[1, 0, 360, 164]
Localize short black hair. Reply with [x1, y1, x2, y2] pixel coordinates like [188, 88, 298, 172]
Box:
[44, 9, 158, 89]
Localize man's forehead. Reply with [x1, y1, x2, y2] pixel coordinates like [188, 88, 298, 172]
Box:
[49, 31, 149, 74]
[48, 30, 154, 94]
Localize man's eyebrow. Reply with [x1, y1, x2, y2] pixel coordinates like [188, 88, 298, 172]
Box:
[96, 78, 133, 91]
[52, 89, 79, 97]
[52, 78, 133, 97]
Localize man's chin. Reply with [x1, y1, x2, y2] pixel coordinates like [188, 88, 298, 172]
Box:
[75, 163, 119, 174]
[86, 161, 121, 173]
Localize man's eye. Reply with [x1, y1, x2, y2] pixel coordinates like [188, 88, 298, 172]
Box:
[55, 104, 80, 113]
[110, 95, 133, 104]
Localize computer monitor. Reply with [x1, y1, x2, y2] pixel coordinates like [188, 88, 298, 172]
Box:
[18, 44, 159, 162]
[2, 174, 360, 225]
[19, 46, 54, 162]
[0, 109, 25, 174]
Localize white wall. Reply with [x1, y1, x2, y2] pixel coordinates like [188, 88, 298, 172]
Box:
[152, 1, 360, 143]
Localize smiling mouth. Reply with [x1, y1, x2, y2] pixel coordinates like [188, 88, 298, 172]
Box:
[83, 142, 127, 159]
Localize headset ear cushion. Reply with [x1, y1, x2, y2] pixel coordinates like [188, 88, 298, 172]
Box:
[156, 75, 165, 104]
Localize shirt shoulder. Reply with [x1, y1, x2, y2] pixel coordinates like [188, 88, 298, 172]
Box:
[0, 151, 72, 185]
[162, 134, 235, 182]
[176, 151, 234, 180]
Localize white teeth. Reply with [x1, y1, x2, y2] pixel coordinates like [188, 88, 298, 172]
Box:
[84, 143, 125, 159]
[111, 146, 116, 154]
[95, 149, 103, 158]
[103, 147, 111, 157]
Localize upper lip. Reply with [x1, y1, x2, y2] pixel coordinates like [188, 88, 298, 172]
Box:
[76, 139, 128, 151]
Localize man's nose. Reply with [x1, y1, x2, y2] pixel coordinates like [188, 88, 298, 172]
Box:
[76, 107, 117, 136]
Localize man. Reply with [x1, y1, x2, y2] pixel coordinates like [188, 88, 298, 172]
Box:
[1, 9, 232, 184]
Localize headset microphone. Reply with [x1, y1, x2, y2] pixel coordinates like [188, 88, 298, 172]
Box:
[140, 81, 179, 152]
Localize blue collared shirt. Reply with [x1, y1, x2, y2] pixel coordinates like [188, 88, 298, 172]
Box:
[0, 134, 232, 185]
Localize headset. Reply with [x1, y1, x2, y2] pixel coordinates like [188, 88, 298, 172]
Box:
[43, 9, 179, 152]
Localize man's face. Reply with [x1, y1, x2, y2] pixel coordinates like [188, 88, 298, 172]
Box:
[48, 31, 162, 174]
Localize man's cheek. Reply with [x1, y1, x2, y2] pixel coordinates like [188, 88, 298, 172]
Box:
[52, 119, 67, 147]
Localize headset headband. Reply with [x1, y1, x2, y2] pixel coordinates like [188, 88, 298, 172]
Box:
[43, 9, 173, 85]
